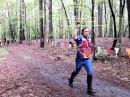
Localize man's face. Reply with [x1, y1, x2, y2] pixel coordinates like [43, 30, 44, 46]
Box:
[76, 24, 80, 29]
[83, 28, 90, 38]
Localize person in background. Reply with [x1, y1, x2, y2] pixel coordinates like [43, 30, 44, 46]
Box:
[68, 27, 96, 96]
[69, 22, 81, 49]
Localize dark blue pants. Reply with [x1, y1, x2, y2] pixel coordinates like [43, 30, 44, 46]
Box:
[74, 58, 93, 76]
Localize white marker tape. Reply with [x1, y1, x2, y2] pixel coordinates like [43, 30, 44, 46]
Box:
[97, 47, 101, 55]
[115, 48, 119, 56]
[61, 42, 64, 48]
[51, 41, 54, 46]
[69, 44, 72, 48]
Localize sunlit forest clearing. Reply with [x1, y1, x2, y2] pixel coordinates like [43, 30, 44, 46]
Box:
[0, 0, 130, 97]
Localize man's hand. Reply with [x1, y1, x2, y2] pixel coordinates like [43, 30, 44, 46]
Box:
[92, 46, 97, 52]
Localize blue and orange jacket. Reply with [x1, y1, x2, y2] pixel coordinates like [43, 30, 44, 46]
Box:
[75, 35, 92, 60]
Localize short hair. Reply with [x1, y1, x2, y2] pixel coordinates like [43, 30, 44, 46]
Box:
[75, 21, 80, 25]
[81, 27, 90, 35]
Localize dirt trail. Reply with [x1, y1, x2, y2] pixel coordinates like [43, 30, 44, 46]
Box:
[0, 44, 130, 97]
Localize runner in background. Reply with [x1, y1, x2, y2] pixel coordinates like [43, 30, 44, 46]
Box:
[69, 22, 81, 49]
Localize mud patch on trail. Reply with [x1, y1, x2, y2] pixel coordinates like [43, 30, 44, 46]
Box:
[22, 55, 32, 61]
[0, 48, 9, 58]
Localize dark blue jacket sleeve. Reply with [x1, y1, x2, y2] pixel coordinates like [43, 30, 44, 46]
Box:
[75, 36, 82, 47]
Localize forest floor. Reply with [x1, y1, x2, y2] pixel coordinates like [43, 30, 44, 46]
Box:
[0, 38, 130, 97]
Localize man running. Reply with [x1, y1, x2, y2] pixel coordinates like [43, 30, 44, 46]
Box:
[68, 26, 96, 96]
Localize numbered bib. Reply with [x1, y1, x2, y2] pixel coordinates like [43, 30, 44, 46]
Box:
[80, 48, 92, 58]
[83, 50, 92, 58]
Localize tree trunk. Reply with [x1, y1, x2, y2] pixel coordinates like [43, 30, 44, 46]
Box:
[124, 25, 128, 37]
[126, 0, 130, 38]
[19, 0, 25, 44]
[73, 0, 79, 21]
[60, 0, 70, 26]
[61, 5, 64, 38]
[58, 2, 61, 39]
[48, 0, 53, 40]
[43, 0, 47, 40]
[122, 13, 125, 36]
[118, 0, 125, 56]
[104, 2, 108, 37]
[108, 0, 118, 50]
[7, 3, 15, 43]
[80, 0, 82, 21]
[34, 0, 38, 41]
[109, 14, 114, 37]
[108, 0, 113, 37]
[91, 0, 95, 46]
[98, 3, 103, 37]
[91, 0, 96, 60]
[25, 5, 30, 45]
[119, 0, 125, 42]
[39, 0, 44, 47]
